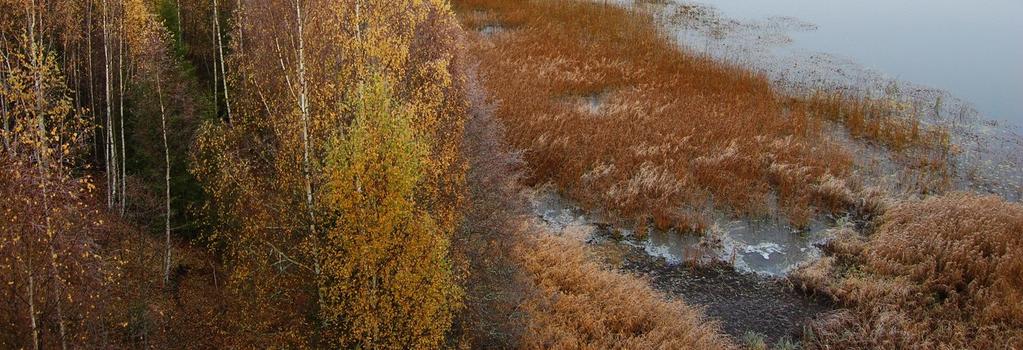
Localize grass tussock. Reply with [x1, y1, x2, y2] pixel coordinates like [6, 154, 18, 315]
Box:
[794, 194, 1023, 349]
[455, 0, 854, 229]
[517, 234, 734, 349]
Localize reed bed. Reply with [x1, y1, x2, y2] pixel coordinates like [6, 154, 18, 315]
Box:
[454, 0, 855, 230]
[516, 233, 735, 349]
[795, 194, 1023, 348]
[800, 92, 950, 153]
[454, 67, 733, 348]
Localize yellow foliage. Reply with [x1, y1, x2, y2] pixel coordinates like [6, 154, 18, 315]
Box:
[318, 75, 460, 348]
[192, 0, 469, 346]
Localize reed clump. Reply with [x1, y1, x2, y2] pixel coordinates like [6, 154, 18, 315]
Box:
[799, 91, 951, 154]
[799, 91, 955, 195]
[454, 0, 854, 229]
[517, 233, 735, 349]
[795, 194, 1023, 348]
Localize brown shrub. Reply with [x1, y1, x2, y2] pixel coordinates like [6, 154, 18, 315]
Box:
[450, 64, 532, 348]
[800, 194, 1023, 349]
[454, 0, 854, 229]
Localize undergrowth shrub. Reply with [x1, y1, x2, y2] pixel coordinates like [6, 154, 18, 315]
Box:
[449, 65, 531, 348]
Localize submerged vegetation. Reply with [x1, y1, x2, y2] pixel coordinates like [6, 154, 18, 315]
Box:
[0, 0, 1016, 348]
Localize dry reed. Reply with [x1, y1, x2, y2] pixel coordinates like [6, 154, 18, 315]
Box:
[516, 233, 735, 349]
[795, 193, 1023, 349]
[455, 0, 855, 230]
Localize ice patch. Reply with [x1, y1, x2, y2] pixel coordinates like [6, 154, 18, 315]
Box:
[743, 242, 784, 260]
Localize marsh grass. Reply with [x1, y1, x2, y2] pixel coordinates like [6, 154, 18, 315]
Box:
[454, 66, 733, 348]
[517, 233, 735, 349]
[455, 0, 859, 230]
[794, 194, 1023, 348]
[799, 92, 949, 153]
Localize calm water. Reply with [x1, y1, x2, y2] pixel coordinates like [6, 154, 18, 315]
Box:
[682, 0, 1023, 125]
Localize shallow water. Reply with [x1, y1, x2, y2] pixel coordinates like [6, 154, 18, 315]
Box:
[667, 0, 1023, 126]
[644, 218, 830, 276]
[528, 187, 834, 276]
[636, 0, 1023, 201]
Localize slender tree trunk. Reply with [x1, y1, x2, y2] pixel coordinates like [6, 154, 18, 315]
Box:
[294, 0, 324, 316]
[355, 1, 364, 100]
[213, 0, 231, 124]
[1, 52, 9, 152]
[102, 0, 116, 209]
[211, 3, 218, 119]
[1, 96, 8, 152]
[27, 270, 38, 350]
[295, 0, 315, 239]
[235, 0, 244, 56]
[87, 0, 98, 164]
[118, 9, 127, 215]
[24, 8, 41, 349]
[176, 0, 184, 45]
[50, 243, 68, 350]
[156, 71, 172, 286]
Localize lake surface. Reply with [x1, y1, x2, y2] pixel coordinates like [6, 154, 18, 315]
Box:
[645, 0, 1022, 200]
[664, 0, 1023, 126]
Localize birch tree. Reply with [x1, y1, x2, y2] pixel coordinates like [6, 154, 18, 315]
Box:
[0, 22, 107, 349]
[101, 0, 116, 209]
[191, 0, 471, 346]
[213, 0, 231, 123]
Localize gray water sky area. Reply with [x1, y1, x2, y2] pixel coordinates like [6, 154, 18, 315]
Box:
[682, 0, 1023, 125]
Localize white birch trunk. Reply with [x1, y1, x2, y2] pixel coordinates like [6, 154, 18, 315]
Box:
[118, 9, 126, 215]
[295, 0, 316, 241]
[102, 0, 116, 209]
[213, 0, 232, 124]
[156, 71, 172, 286]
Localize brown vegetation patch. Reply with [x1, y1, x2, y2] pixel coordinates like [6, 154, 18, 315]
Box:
[454, 0, 855, 229]
[794, 194, 1023, 348]
[800, 92, 949, 154]
[517, 234, 735, 349]
[452, 68, 732, 348]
